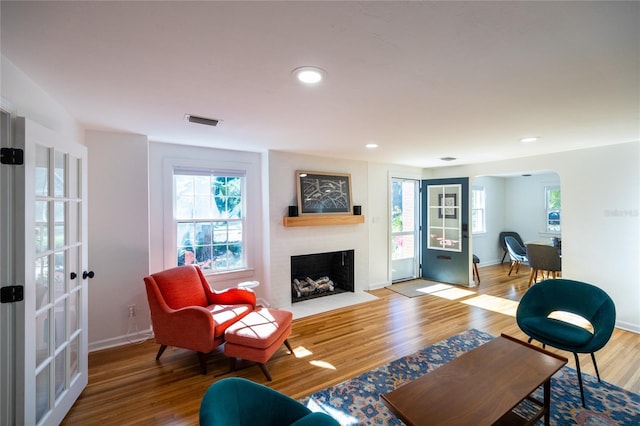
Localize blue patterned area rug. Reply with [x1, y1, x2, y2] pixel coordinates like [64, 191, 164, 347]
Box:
[300, 329, 640, 425]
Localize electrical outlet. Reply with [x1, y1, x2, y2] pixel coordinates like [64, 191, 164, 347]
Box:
[128, 304, 136, 318]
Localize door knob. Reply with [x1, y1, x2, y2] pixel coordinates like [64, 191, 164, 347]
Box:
[83, 270, 95, 279]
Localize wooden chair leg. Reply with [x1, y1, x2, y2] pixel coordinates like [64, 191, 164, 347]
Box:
[258, 363, 272, 381]
[528, 269, 535, 287]
[156, 345, 168, 360]
[198, 352, 208, 375]
[508, 261, 516, 276]
[501, 251, 508, 263]
[284, 339, 293, 354]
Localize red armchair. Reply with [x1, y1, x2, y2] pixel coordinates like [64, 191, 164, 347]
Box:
[143, 265, 256, 374]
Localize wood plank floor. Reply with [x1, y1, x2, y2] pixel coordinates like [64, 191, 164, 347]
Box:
[62, 263, 640, 425]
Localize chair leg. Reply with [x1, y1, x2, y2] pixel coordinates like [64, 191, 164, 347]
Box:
[591, 353, 601, 382]
[284, 339, 294, 354]
[258, 363, 272, 381]
[508, 261, 516, 276]
[473, 262, 480, 285]
[528, 269, 536, 287]
[156, 345, 168, 360]
[574, 352, 587, 408]
[515, 260, 521, 274]
[501, 250, 507, 263]
[197, 352, 208, 375]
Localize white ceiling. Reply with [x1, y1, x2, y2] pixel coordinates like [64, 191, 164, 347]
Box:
[1, 1, 638, 168]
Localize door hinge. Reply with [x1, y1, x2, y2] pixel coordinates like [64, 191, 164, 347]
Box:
[0, 148, 24, 165]
[1, 285, 24, 303]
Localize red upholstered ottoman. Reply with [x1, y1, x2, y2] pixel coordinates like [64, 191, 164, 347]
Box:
[223, 308, 293, 381]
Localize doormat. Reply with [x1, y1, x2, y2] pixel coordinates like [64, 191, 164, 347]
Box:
[385, 279, 453, 298]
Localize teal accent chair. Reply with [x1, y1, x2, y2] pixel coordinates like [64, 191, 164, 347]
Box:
[200, 378, 340, 426]
[516, 279, 616, 408]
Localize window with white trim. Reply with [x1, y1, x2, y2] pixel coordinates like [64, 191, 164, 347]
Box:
[546, 185, 561, 233]
[471, 186, 486, 233]
[173, 167, 246, 272]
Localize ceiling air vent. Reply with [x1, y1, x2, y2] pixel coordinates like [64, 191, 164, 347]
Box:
[184, 114, 219, 127]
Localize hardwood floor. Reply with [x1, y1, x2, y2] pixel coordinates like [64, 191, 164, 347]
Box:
[62, 263, 640, 425]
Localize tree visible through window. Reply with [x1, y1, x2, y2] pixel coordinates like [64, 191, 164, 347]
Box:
[546, 185, 561, 232]
[174, 169, 245, 272]
[472, 187, 486, 233]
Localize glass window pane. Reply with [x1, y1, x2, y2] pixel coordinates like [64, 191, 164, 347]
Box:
[36, 364, 50, 423]
[54, 252, 66, 300]
[69, 289, 79, 334]
[54, 150, 65, 197]
[392, 235, 415, 260]
[35, 255, 50, 309]
[68, 155, 79, 198]
[35, 145, 49, 197]
[54, 201, 65, 249]
[194, 175, 210, 195]
[55, 299, 66, 349]
[36, 310, 50, 366]
[69, 336, 80, 382]
[35, 201, 49, 253]
[55, 350, 66, 400]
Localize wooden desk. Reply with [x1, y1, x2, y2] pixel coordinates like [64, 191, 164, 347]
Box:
[381, 334, 567, 426]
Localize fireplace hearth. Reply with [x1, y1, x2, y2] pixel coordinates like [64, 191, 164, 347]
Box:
[291, 250, 354, 303]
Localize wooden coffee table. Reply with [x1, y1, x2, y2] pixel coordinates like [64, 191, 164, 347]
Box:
[381, 334, 567, 426]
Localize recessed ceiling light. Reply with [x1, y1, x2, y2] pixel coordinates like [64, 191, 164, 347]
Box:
[440, 157, 457, 161]
[520, 137, 538, 143]
[365, 143, 378, 149]
[292, 66, 325, 84]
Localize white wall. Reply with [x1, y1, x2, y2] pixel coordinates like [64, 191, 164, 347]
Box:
[85, 131, 150, 350]
[433, 142, 640, 332]
[471, 176, 506, 265]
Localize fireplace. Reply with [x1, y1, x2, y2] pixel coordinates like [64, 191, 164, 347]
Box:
[291, 250, 354, 303]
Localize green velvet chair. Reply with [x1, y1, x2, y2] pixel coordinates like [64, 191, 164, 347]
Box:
[200, 378, 340, 426]
[516, 279, 616, 408]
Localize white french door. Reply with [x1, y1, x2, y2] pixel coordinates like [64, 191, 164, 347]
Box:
[391, 178, 420, 282]
[0, 116, 89, 425]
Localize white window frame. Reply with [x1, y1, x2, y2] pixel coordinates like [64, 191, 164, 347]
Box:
[471, 186, 486, 234]
[163, 158, 257, 279]
[545, 185, 561, 233]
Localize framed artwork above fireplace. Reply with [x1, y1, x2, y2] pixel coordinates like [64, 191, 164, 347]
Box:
[296, 170, 352, 214]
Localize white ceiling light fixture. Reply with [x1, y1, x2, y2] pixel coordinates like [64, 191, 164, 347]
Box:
[520, 137, 539, 143]
[365, 143, 378, 149]
[292, 66, 325, 84]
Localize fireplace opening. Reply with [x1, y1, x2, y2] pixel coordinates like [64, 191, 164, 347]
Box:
[291, 250, 354, 303]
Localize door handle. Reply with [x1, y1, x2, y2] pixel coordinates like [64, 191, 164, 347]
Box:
[70, 272, 77, 280]
[83, 270, 95, 279]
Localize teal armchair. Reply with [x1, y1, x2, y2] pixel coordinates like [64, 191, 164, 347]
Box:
[200, 378, 340, 426]
[516, 279, 616, 408]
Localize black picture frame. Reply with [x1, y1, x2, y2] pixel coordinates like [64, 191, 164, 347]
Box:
[297, 170, 352, 214]
[438, 193, 457, 219]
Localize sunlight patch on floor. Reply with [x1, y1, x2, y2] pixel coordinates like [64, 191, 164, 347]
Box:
[428, 287, 476, 300]
[417, 283, 453, 294]
[462, 294, 519, 317]
[306, 398, 359, 425]
[310, 360, 336, 370]
[293, 346, 313, 358]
